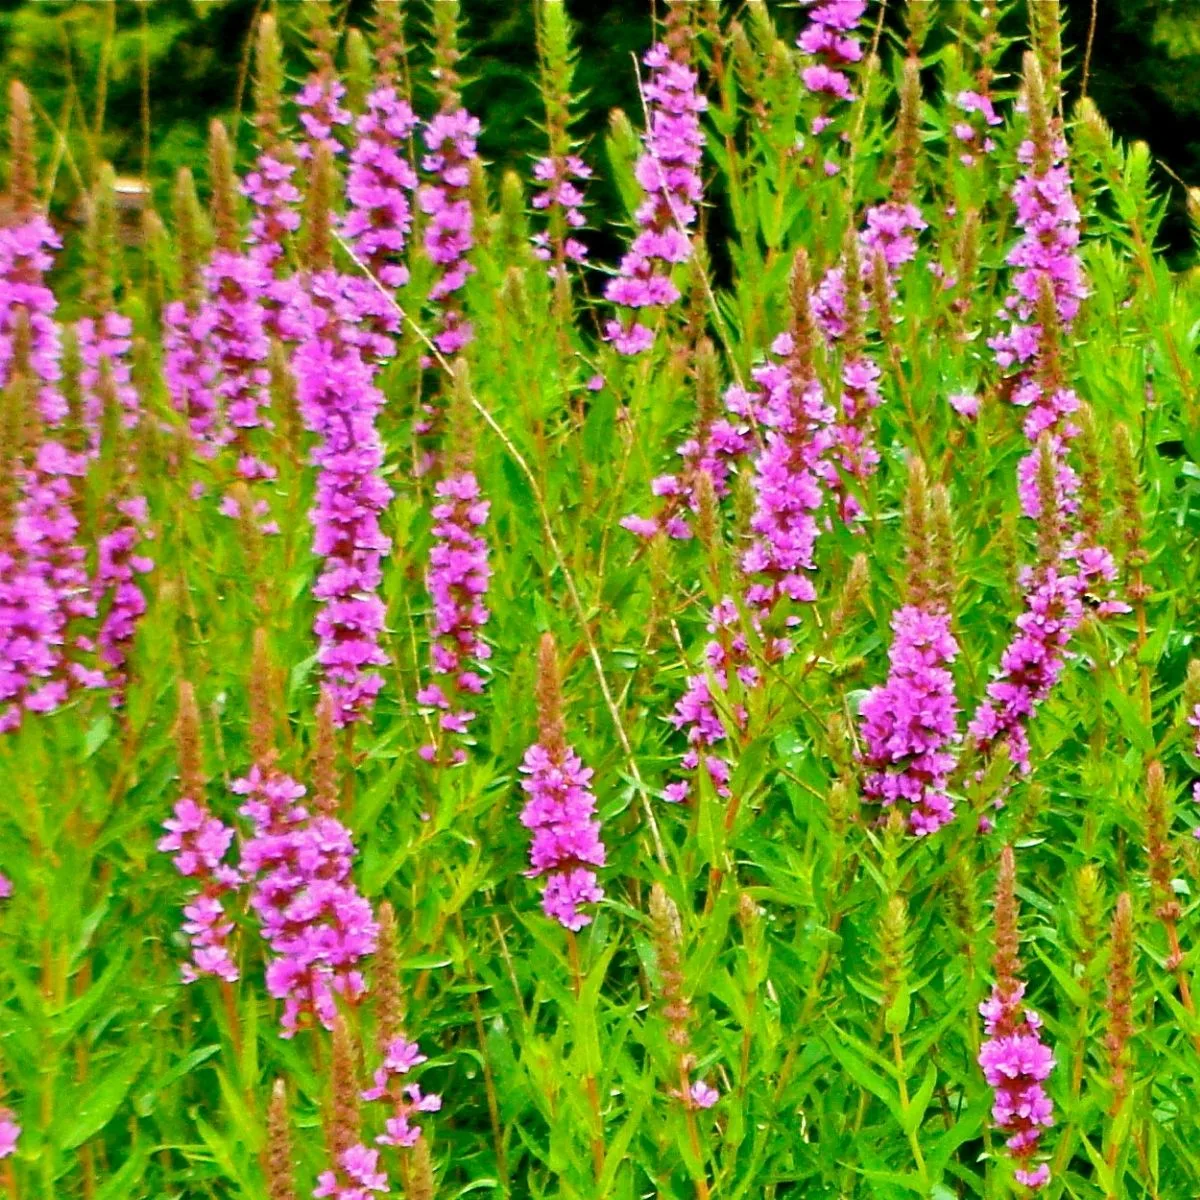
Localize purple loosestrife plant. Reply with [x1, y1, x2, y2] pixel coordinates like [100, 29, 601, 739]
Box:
[284, 160, 397, 725]
[665, 255, 836, 804]
[603, 7, 706, 356]
[0, 1108, 18, 1159]
[419, 108, 480, 357]
[362, 1037, 443, 1148]
[158, 685, 241, 985]
[621, 338, 751, 541]
[243, 14, 302, 299]
[532, 0, 590, 278]
[978, 847, 1055, 1188]
[416, 460, 491, 764]
[205, 121, 277, 494]
[518, 635, 606, 930]
[235, 755, 379, 1037]
[163, 168, 221, 454]
[343, 86, 419, 292]
[859, 469, 960, 834]
[796, 0, 867, 175]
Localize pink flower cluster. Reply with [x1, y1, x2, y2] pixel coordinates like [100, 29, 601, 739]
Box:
[531, 152, 591, 274]
[77, 311, 140, 454]
[93, 496, 154, 703]
[235, 764, 378, 1036]
[158, 795, 241, 984]
[859, 606, 959, 834]
[797, 0, 866, 106]
[417, 472, 491, 763]
[603, 42, 706, 355]
[284, 272, 397, 725]
[420, 109, 480, 355]
[953, 90, 1001, 166]
[969, 554, 1119, 774]
[296, 74, 352, 161]
[362, 1035, 443, 1147]
[204, 250, 275, 484]
[0, 1108, 19, 1160]
[343, 87, 420, 291]
[664, 333, 837, 803]
[619, 411, 750, 541]
[314, 1144, 389, 1199]
[971, 110, 1126, 776]
[988, 128, 1088, 522]
[978, 980, 1055, 1189]
[1, 215, 152, 731]
[1190, 703, 1200, 823]
[243, 151, 302, 273]
[0, 214, 67, 425]
[519, 741, 606, 929]
[163, 297, 220, 453]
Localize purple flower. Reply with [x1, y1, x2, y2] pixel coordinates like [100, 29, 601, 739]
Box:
[859, 606, 960, 834]
[362, 1034, 443, 1148]
[0, 213, 68, 425]
[296, 74, 352, 162]
[0, 1109, 19, 1159]
[234, 763, 378, 1036]
[978, 981, 1055, 1188]
[314, 1143, 389, 1198]
[796, 0, 866, 124]
[603, 41, 706, 355]
[163, 299, 221, 453]
[244, 151, 302, 273]
[690, 1080, 720, 1109]
[531, 152, 591, 275]
[417, 471, 491, 763]
[283, 272, 398, 724]
[159, 794, 241, 985]
[420, 108, 481, 355]
[519, 740, 606, 929]
[76, 311, 139, 454]
[343, 86, 420, 291]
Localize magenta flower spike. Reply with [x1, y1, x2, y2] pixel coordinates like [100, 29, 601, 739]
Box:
[362, 1036, 443, 1148]
[282, 263, 397, 726]
[860, 606, 960, 834]
[419, 108, 481, 356]
[518, 634, 606, 930]
[343, 86, 420, 292]
[969, 56, 1126, 779]
[158, 686, 241, 985]
[603, 19, 706, 356]
[416, 468, 492, 764]
[235, 760, 379, 1036]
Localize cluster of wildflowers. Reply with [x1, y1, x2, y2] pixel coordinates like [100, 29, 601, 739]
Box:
[797, 0, 866, 173]
[235, 758, 378, 1036]
[158, 686, 240, 984]
[978, 848, 1055, 1189]
[970, 57, 1125, 774]
[621, 340, 751, 541]
[343, 86, 420, 291]
[531, 153, 591, 273]
[295, 67, 353, 162]
[859, 473, 960, 834]
[92, 495, 154, 702]
[0, 205, 66, 426]
[314, 1144, 389, 1199]
[665, 261, 837, 802]
[284, 262, 396, 726]
[417, 469, 491, 763]
[362, 1036, 443, 1148]
[953, 90, 1002, 166]
[419, 109, 480, 356]
[243, 16, 302, 285]
[162, 174, 220, 454]
[604, 25, 706, 355]
[518, 636, 606, 930]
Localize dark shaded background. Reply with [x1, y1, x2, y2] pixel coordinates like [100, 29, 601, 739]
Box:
[0, 0, 1196, 258]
